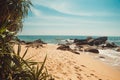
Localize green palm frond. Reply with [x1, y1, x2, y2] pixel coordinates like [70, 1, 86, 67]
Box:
[0, 0, 54, 80]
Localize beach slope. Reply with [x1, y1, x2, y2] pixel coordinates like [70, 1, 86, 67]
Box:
[14, 44, 120, 80]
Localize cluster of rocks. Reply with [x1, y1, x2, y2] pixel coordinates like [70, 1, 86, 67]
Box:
[57, 37, 119, 54]
[16, 38, 46, 48]
[57, 44, 80, 54]
[74, 37, 117, 48]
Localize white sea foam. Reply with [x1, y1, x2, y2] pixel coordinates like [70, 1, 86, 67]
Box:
[99, 49, 120, 66]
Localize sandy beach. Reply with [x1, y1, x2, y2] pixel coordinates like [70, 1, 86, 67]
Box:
[14, 44, 120, 80]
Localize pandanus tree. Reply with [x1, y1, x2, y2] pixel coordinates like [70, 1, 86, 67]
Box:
[0, 0, 53, 80]
[0, 0, 32, 33]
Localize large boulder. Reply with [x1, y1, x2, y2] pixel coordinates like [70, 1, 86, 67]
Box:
[74, 39, 88, 45]
[88, 37, 107, 46]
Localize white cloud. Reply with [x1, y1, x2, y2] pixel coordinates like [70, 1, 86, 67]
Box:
[31, 7, 43, 17]
[31, 0, 120, 17]
[20, 0, 120, 36]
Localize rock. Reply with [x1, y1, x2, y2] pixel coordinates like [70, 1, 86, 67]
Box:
[105, 42, 117, 48]
[74, 39, 88, 45]
[33, 39, 46, 44]
[95, 37, 107, 42]
[57, 45, 71, 51]
[87, 39, 94, 46]
[99, 56, 105, 58]
[73, 37, 107, 46]
[88, 37, 107, 46]
[18, 39, 46, 48]
[86, 36, 93, 41]
[71, 51, 80, 54]
[85, 48, 99, 54]
[116, 47, 120, 52]
[26, 42, 32, 45]
[57, 45, 80, 54]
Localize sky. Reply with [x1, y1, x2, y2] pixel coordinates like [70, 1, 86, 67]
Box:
[19, 0, 120, 36]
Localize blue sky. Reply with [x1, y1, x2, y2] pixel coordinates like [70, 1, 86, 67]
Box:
[19, 0, 120, 36]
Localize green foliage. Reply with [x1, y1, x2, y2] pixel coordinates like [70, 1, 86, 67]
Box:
[0, 0, 32, 33]
[0, 0, 54, 80]
[0, 30, 54, 80]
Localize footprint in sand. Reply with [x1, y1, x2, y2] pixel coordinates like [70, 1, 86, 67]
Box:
[76, 72, 82, 80]
[90, 73, 103, 80]
[74, 66, 83, 72]
[90, 73, 98, 78]
[84, 74, 91, 78]
[74, 66, 83, 80]
[81, 65, 87, 68]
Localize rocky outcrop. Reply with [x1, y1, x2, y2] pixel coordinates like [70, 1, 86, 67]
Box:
[73, 37, 108, 46]
[26, 39, 46, 48]
[16, 38, 46, 48]
[88, 37, 107, 46]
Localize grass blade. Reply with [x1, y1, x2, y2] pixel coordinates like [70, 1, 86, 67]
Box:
[17, 44, 21, 56]
[21, 47, 29, 59]
[36, 55, 47, 78]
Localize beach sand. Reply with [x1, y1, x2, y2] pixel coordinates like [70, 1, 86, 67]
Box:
[14, 44, 120, 80]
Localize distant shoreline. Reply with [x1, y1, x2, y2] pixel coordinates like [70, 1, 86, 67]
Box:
[17, 35, 120, 46]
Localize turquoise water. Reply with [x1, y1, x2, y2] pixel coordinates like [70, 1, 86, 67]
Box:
[17, 35, 120, 46]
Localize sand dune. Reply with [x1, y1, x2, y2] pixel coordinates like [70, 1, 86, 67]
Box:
[14, 44, 120, 80]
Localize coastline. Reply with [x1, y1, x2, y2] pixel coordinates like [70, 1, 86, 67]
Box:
[14, 43, 120, 80]
[17, 35, 120, 46]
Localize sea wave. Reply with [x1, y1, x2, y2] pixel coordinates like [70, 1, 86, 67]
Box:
[99, 49, 120, 66]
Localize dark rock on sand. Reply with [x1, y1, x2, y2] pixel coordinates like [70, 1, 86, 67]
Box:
[57, 44, 71, 51]
[71, 51, 80, 54]
[99, 56, 105, 59]
[85, 48, 99, 54]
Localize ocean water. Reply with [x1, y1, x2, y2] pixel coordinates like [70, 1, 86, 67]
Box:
[17, 35, 120, 46]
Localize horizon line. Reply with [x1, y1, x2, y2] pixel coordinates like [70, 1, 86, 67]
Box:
[17, 34, 120, 37]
